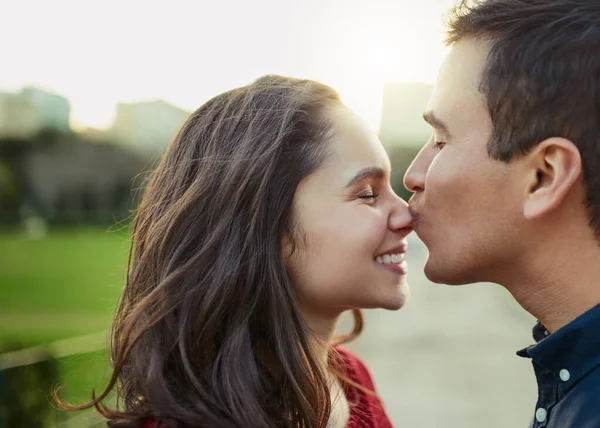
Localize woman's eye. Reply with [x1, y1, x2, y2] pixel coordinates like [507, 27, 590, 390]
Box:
[358, 192, 379, 200]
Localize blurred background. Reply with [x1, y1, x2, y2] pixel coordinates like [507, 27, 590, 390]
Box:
[0, 0, 537, 427]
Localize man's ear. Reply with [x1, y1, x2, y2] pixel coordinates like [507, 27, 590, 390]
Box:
[523, 137, 581, 220]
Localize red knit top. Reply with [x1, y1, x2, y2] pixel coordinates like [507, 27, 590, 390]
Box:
[142, 346, 393, 428]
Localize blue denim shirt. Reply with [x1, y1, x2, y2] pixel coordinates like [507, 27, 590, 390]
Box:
[517, 303, 600, 427]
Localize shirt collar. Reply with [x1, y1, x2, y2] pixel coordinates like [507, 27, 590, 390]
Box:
[517, 303, 600, 386]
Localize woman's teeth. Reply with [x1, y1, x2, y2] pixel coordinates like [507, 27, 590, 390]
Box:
[375, 254, 405, 265]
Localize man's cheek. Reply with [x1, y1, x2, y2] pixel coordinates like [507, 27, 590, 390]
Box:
[427, 167, 458, 196]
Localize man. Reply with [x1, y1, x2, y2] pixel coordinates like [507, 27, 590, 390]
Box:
[403, 0, 600, 427]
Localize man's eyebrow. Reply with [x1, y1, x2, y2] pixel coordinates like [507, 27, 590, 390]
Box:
[344, 166, 385, 188]
[423, 110, 451, 138]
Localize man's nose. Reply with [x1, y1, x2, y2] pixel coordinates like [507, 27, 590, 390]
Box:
[404, 144, 433, 193]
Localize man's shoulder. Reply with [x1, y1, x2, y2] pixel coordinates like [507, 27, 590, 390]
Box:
[566, 364, 600, 403]
[551, 366, 600, 427]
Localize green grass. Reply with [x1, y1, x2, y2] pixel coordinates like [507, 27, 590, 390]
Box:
[0, 228, 131, 424]
[57, 348, 113, 403]
[0, 228, 130, 343]
[0, 228, 130, 312]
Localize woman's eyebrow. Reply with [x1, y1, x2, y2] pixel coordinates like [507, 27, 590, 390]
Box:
[344, 166, 385, 188]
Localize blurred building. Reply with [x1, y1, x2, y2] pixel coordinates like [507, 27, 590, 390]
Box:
[110, 99, 190, 154]
[378, 82, 433, 148]
[20, 142, 147, 224]
[78, 126, 109, 142]
[0, 87, 71, 139]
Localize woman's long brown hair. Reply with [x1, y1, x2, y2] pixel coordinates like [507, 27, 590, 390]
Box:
[55, 75, 365, 427]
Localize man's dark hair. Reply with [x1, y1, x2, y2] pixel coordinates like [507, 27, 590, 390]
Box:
[447, 0, 600, 236]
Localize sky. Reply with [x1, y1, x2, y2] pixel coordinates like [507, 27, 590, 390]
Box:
[0, 0, 455, 131]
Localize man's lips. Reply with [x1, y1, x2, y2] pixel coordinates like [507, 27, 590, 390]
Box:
[407, 202, 420, 220]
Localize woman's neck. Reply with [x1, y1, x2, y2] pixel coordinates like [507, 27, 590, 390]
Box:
[298, 306, 350, 428]
[299, 306, 343, 368]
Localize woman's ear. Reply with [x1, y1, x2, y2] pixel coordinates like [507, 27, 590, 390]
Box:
[282, 234, 294, 261]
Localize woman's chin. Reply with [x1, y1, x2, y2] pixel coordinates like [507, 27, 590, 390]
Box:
[383, 281, 411, 310]
[364, 281, 410, 311]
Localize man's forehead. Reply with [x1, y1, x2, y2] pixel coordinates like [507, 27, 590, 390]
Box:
[427, 38, 490, 123]
[438, 38, 489, 96]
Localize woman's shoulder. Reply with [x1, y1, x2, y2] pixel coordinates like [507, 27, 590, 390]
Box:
[141, 419, 172, 428]
[333, 345, 377, 389]
[334, 346, 394, 428]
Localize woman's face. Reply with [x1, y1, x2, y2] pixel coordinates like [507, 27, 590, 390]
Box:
[285, 106, 413, 316]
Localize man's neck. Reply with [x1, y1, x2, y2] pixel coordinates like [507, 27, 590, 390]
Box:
[505, 233, 600, 333]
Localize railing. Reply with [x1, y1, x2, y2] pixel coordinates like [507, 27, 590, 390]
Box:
[0, 330, 112, 428]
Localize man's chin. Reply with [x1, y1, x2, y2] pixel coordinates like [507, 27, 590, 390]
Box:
[424, 261, 470, 286]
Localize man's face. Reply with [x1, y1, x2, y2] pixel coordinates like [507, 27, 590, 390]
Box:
[403, 38, 525, 285]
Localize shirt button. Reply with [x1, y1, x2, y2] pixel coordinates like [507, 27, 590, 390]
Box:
[536, 407, 548, 423]
[559, 369, 571, 381]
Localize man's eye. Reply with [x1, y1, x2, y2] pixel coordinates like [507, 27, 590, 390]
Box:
[434, 141, 446, 150]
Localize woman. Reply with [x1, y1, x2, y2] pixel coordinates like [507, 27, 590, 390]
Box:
[58, 75, 412, 427]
